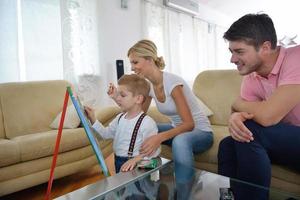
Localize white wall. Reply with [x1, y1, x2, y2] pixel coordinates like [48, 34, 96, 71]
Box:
[203, 0, 300, 43]
[98, 0, 142, 84]
[197, 4, 232, 28]
[97, 0, 142, 105]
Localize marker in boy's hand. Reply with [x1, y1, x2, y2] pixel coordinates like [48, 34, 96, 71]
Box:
[84, 106, 96, 124]
[137, 158, 158, 169]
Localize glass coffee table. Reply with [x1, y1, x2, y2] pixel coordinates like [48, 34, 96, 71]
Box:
[55, 157, 300, 200]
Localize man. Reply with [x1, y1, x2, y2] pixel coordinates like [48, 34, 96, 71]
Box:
[218, 13, 300, 200]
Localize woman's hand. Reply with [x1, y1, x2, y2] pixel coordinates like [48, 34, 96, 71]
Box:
[140, 135, 162, 156]
[229, 112, 254, 142]
[84, 106, 96, 124]
[107, 83, 118, 100]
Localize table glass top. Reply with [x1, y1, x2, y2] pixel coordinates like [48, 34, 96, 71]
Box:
[56, 157, 300, 200]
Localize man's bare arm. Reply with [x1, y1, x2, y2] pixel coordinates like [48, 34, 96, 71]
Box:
[233, 85, 300, 126]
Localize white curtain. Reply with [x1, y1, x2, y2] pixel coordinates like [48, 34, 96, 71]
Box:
[0, 0, 19, 83]
[0, 0, 63, 83]
[60, 0, 102, 107]
[0, 0, 102, 107]
[143, 1, 234, 85]
[22, 0, 63, 81]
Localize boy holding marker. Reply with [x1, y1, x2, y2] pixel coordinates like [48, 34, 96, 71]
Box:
[85, 74, 160, 173]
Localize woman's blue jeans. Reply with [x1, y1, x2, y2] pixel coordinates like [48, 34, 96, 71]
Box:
[158, 123, 213, 199]
[218, 120, 300, 200]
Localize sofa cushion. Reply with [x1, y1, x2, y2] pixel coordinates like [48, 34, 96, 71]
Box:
[272, 165, 300, 185]
[0, 80, 71, 138]
[0, 141, 113, 183]
[196, 97, 213, 117]
[50, 105, 80, 129]
[0, 145, 93, 182]
[193, 70, 242, 125]
[195, 125, 230, 164]
[0, 139, 20, 167]
[11, 128, 90, 162]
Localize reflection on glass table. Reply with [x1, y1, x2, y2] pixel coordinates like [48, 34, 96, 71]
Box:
[56, 157, 300, 200]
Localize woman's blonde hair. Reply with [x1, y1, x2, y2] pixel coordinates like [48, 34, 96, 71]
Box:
[127, 39, 165, 70]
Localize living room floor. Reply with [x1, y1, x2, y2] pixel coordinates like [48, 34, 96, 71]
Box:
[0, 154, 116, 200]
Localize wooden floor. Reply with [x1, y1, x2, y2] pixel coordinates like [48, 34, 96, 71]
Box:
[0, 154, 116, 200]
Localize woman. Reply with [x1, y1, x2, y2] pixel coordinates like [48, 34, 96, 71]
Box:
[117, 39, 213, 199]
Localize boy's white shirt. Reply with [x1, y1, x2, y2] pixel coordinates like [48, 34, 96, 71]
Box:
[92, 111, 160, 158]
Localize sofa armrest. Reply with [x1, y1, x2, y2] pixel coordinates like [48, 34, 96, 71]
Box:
[95, 106, 121, 126]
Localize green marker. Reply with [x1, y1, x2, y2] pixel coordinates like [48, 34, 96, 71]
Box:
[137, 158, 158, 169]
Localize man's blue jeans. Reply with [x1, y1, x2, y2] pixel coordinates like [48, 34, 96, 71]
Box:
[218, 120, 300, 200]
[158, 123, 213, 199]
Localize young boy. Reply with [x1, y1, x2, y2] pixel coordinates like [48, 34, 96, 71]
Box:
[85, 74, 160, 173]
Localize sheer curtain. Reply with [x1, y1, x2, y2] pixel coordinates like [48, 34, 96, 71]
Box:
[143, 1, 234, 85]
[22, 0, 63, 81]
[0, 0, 63, 83]
[0, 0, 19, 83]
[0, 0, 102, 107]
[60, 0, 102, 107]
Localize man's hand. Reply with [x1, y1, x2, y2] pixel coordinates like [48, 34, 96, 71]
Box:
[229, 112, 254, 142]
[140, 135, 161, 156]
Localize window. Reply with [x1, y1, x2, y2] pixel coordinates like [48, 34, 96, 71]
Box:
[143, 1, 234, 85]
[0, 0, 63, 83]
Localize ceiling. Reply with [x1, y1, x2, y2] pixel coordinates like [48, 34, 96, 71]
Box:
[196, 0, 300, 41]
[197, 0, 297, 18]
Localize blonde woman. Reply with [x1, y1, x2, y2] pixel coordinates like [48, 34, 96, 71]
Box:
[126, 39, 213, 199]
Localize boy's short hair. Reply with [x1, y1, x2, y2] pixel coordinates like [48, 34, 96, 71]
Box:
[118, 74, 150, 98]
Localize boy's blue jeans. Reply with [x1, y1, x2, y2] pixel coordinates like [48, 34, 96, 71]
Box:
[158, 123, 213, 199]
[218, 120, 300, 200]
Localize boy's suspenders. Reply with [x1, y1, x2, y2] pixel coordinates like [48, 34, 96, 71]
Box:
[118, 112, 147, 157]
[117, 113, 125, 123]
[128, 113, 146, 157]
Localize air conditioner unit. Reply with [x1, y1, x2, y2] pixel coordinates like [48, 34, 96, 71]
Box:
[164, 0, 199, 15]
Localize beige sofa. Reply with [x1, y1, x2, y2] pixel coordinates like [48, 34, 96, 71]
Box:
[104, 70, 300, 196]
[0, 80, 113, 197]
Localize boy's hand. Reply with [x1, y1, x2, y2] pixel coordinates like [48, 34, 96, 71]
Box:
[107, 83, 118, 100]
[120, 156, 143, 172]
[84, 106, 96, 124]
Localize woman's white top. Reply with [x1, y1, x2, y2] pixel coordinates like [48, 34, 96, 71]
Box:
[149, 72, 212, 132]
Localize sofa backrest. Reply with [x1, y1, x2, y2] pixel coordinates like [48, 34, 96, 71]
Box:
[193, 70, 242, 126]
[0, 80, 71, 138]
